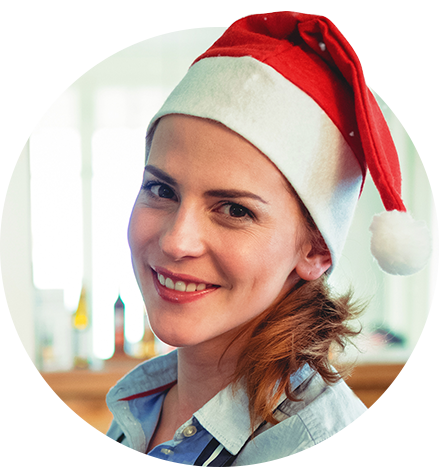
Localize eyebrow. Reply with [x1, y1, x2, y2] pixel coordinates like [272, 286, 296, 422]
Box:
[144, 165, 178, 187]
[204, 189, 268, 204]
[144, 164, 268, 204]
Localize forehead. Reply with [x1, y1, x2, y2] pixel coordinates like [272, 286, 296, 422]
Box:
[148, 114, 290, 192]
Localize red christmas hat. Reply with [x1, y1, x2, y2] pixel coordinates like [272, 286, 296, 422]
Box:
[147, 11, 431, 275]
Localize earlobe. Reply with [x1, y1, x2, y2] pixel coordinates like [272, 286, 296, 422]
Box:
[296, 245, 332, 281]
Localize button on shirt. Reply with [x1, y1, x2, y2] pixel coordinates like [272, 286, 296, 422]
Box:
[106, 350, 366, 465]
[126, 389, 221, 464]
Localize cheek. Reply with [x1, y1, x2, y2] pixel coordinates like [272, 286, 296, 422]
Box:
[128, 207, 159, 256]
[127, 209, 142, 255]
[218, 228, 300, 291]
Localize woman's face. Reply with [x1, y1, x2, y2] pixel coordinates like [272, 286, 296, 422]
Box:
[128, 115, 312, 348]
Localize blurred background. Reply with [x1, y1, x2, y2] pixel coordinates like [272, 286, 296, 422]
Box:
[1, 28, 437, 434]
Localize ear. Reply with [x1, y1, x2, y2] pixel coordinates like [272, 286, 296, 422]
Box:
[295, 243, 332, 281]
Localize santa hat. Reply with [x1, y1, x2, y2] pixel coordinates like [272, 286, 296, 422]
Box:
[145, 11, 431, 275]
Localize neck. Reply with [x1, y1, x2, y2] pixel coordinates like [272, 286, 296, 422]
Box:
[171, 329, 247, 426]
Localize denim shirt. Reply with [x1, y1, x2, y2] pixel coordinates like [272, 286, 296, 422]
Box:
[106, 350, 366, 465]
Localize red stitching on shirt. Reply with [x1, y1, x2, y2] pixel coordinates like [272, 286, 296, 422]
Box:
[118, 380, 177, 401]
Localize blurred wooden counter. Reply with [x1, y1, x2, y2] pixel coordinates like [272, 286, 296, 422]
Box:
[41, 360, 439, 452]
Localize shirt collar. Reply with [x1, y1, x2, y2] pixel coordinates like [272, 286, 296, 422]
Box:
[195, 364, 314, 455]
[107, 350, 314, 456]
[107, 350, 178, 406]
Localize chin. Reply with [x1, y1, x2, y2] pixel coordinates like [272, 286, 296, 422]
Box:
[150, 314, 233, 349]
[153, 330, 202, 349]
[147, 316, 199, 348]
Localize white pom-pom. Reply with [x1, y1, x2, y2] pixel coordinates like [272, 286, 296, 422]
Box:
[369, 210, 432, 275]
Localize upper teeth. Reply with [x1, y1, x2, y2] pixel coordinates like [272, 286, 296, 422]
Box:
[158, 273, 207, 292]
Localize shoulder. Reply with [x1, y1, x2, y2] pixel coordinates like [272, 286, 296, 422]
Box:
[235, 373, 366, 464]
[280, 365, 367, 438]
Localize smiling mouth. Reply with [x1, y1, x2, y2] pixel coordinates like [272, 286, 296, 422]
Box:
[151, 268, 220, 303]
[157, 273, 212, 293]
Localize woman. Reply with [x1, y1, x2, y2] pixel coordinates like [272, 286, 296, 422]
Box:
[106, 11, 430, 465]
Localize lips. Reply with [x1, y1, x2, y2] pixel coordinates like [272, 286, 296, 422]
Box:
[151, 267, 220, 303]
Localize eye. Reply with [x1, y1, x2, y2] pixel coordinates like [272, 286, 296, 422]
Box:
[151, 183, 175, 199]
[142, 181, 177, 200]
[219, 202, 254, 220]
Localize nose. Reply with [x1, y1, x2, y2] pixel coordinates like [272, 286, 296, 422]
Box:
[159, 205, 207, 261]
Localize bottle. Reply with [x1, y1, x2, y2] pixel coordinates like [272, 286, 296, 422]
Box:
[72, 286, 90, 369]
[106, 294, 140, 370]
[114, 294, 125, 356]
